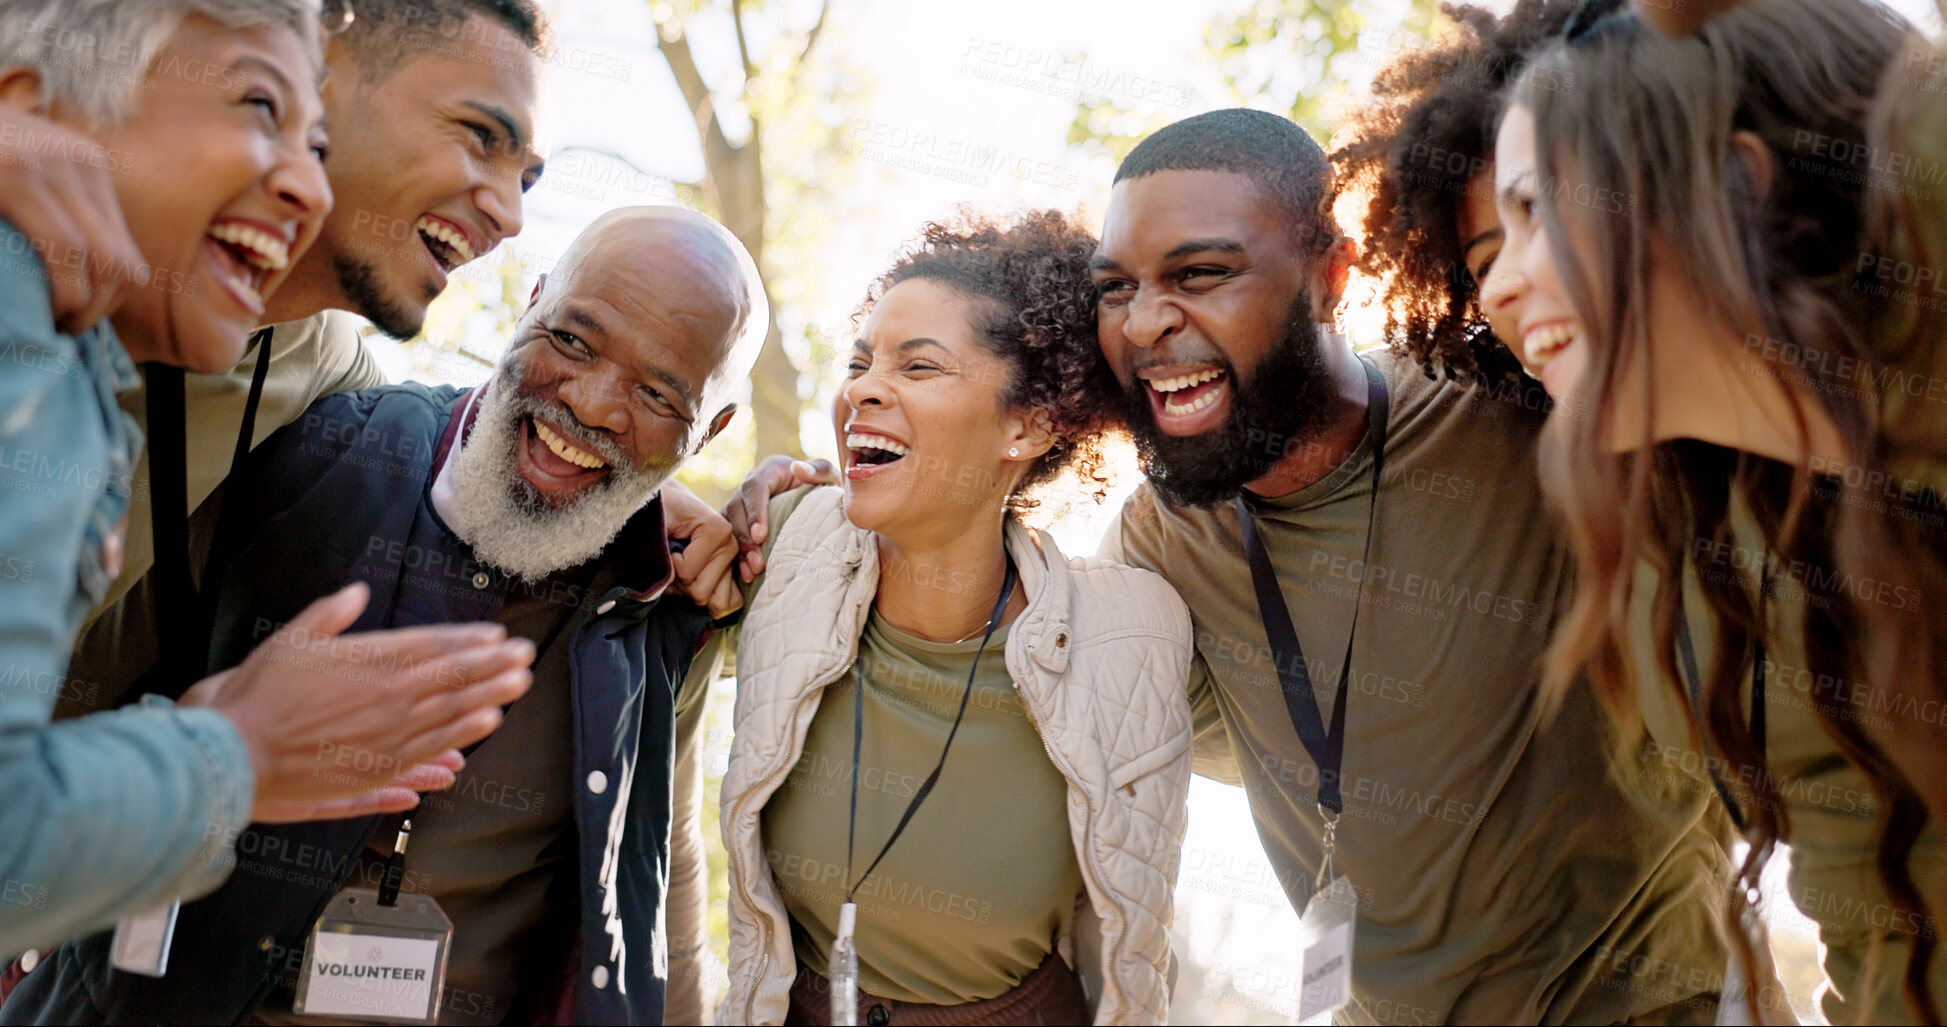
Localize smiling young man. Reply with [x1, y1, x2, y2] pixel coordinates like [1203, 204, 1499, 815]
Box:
[76, 0, 551, 657]
[3, 206, 768, 1026]
[1092, 109, 1731, 1024]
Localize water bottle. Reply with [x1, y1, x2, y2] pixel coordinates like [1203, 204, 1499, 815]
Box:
[828, 902, 859, 1026]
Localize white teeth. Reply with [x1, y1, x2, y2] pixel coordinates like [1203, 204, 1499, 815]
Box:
[1148, 368, 1224, 393]
[209, 261, 263, 308]
[207, 222, 290, 271]
[1523, 322, 1581, 368]
[414, 216, 474, 265]
[845, 432, 909, 457]
[1162, 389, 1221, 415]
[534, 420, 607, 469]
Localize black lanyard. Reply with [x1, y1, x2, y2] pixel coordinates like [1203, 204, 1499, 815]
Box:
[145, 326, 274, 686]
[843, 558, 1017, 903]
[1233, 357, 1389, 818]
[1674, 565, 1768, 834]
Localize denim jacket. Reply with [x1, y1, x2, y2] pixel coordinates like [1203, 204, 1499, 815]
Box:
[0, 221, 253, 957]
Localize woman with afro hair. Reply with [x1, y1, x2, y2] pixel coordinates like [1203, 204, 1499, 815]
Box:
[1330, 0, 1575, 395]
[703, 210, 1198, 1025]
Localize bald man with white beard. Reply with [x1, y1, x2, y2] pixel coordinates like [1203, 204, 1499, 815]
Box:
[3, 207, 766, 1027]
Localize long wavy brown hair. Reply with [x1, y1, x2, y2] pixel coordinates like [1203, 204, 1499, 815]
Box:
[1519, 1, 1941, 1020]
[1861, 31, 1947, 818]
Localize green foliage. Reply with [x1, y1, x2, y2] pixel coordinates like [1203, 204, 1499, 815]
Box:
[1066, 0, 1441, 164]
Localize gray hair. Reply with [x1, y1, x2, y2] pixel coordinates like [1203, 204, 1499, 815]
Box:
[0, 0, 323, 125]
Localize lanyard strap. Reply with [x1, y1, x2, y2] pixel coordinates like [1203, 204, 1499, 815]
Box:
[146, 327, 274, 688]
[844, 558, 1017, 903]
[377, 816, 413, 907]
[1674, 564, 1768, 834]
[144, 363, 191, 681]
[1233, 356, 1389, 819]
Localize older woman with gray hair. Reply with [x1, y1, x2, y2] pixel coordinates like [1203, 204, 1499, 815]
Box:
[0, 0, 534, 958]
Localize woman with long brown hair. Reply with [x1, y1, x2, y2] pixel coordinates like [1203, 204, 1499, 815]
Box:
[1493, 0, 1944, 1021]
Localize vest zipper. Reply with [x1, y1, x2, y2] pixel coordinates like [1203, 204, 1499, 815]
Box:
[735, 578, 874, 1024]
[728, 686, 821, 1025]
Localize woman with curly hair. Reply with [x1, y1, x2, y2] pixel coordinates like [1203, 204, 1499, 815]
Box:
[708, 210, 1196, 1026]
[1330, 0, 1574, 391]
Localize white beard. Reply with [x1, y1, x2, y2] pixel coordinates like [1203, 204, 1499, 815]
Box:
[446, 368, 666, 582]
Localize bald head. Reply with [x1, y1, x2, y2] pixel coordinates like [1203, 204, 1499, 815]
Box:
[548, 206, 768, 416]
[448, 207, 763, 580]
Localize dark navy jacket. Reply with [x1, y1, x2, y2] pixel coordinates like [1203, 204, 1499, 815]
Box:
[2, 383, 711, 1025]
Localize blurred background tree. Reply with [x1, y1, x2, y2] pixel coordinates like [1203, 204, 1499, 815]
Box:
[652, 0, 861, 504]
[1066, 0, 1440, 166]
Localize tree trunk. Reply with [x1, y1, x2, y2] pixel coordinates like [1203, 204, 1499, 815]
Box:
[654, 15, 807, 459]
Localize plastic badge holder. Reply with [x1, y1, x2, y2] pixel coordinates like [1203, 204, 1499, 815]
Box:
[293, 887, 451, 1025]
[110, 899, 181, 976]
[1295, 874, 1357, 1024]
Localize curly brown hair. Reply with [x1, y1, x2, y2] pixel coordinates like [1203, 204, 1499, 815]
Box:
[1330, 0, 1574, 386]
[860, 209, 1118, 512]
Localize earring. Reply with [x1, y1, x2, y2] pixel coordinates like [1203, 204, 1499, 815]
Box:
[1008, 447, 1021, 458]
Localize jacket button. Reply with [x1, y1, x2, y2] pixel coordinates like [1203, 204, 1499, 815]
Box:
[587, 770, 608, 794]
[472, 571, 490, 589]
[18, 948, 37, 973]
[1056, 632, 1067, 647]
[259, 935, 275, 951]
[596, 600, 616, 615]
[591, 965, 610, 990]
[866, 1004, 890, 1025]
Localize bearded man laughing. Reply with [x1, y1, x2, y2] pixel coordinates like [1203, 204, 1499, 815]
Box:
[2, 207, 766, 1027]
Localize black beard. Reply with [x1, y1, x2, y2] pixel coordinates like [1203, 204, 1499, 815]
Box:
[1122, 295, 1341, 508]
[332, 253, 431, 340]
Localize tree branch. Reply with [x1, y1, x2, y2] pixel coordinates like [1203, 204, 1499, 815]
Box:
[729, 0, 758, 82]
[652, 18, 740, 172]
[795, 0, 830, 73]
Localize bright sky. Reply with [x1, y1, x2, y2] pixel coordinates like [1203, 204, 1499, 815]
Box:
[363, 4, 1942, 1019]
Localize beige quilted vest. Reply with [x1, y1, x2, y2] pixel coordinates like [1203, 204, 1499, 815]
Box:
[717, 487, 1194, 1025]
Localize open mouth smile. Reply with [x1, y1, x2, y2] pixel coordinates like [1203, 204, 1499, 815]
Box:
[1523, 321, 1580, 370]
[844, 430, 909, 480]
[1140, 364, 1232, 436]
[205, 218, 291, 314]
[516, 414, 612, 499]
[415, 214, 475, 276]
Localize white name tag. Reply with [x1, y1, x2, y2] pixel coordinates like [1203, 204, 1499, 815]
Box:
[300, 932, 440, 1021]
[1296, 874, 1357, 1024]
[293, 887, 450, 1025]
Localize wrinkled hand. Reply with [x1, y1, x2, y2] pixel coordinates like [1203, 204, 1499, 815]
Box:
[181, 583, 534, 823]
[725, 456, 837, 582]
[0, 103, 141, 335]
[662, 478, 743, 618]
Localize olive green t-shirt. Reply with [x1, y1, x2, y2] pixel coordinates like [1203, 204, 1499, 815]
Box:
[1631, 505, 1945, 1025]
[1103, 349, 1729, 1025]
[734, 487, 1085, 1006]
